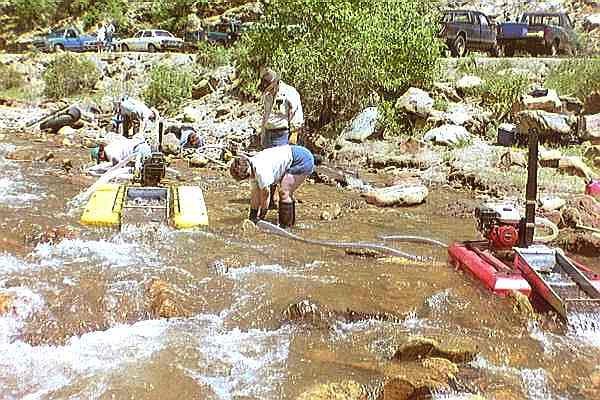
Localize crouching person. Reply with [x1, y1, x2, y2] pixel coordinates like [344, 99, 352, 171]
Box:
[230, 145, 314, 228]
[90, 136, 152, 176]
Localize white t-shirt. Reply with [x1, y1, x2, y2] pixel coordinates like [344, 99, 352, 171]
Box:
[263, 81, 304, 130]
[104, 137, 145, 165]
[250, 145, 293, 189]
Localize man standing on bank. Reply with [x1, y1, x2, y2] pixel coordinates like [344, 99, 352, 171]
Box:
[258, 68, 304, 212]
[229, 145, 314, 228]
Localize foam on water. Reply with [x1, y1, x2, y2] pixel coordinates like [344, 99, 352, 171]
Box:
[0, 287, 45, 344]
[0, 144, 42, 206]
[0, 253, 36, 275]
[34, 238, 162, 269]
[0, 319, 170, 399]
[520, 368, 553, 400]
[185, 315, 290, 400]
[227, 263, 338, 284]
[567, 312, 600, 347]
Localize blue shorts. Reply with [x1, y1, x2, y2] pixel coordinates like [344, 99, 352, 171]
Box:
[263, 129, 289, 148]
[289, 145, 315, 176]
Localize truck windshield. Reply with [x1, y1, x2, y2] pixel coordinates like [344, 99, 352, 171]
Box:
[529, 15, 561, 26]
[156, 31, 173, 37]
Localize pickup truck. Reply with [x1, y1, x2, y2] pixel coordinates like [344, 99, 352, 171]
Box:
[185, 20, 241, 47]
[439, 9, 499, 57]
[497, 12, 577, 56]
[33, 27, 100, 53]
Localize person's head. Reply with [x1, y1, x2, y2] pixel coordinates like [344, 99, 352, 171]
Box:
[188, 132, 200, 147]
[229, 156, 251, 181]
[90, 144, 106, 164]
[258, 67, 279, 95]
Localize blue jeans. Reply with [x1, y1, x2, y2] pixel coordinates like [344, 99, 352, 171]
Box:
[289, 145, 315, 176]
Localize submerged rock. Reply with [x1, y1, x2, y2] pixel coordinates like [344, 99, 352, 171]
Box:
[363, 184, 428, 207]
[0, 292, 14, 315]
[146, 279, 189, 319]
[296, 381, 368, 400]
[391, 337, 477, 364]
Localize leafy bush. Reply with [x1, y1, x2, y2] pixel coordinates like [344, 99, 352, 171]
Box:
[11, 0, 57, 29]
[142, 64, 193, 114]
[456, 61, 529, 118]
[237, 0, 443, 129]
[546, 59, 600, 98]
[0, 64, 26, 91]
[43, 54, 101, 98]
[196, 41, 234, 69]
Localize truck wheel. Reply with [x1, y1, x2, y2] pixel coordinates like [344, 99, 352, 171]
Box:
[121, 44, 129, 52]
[489, 44, 501, 57]
[452, 35, 467, 57]
[148, 44, 157, 53]
[54, 44, 64, 53]
[504, 45, 515, 57]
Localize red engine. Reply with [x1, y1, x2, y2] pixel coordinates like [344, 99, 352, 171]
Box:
[475, 203, 522, 250]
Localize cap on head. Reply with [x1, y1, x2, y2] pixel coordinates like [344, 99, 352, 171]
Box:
[258, 67, 279, 92]
[229, 157, 251, 181]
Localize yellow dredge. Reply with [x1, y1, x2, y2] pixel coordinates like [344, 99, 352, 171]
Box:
[80, 152, 208, 229]
[80, 183, 209, 229]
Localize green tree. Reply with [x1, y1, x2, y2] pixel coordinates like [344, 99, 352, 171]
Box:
[11, 0, 57, 29]
[43, 53, 101, 98]
[237, 0, 443, 129]
[142, 64, 194, 114]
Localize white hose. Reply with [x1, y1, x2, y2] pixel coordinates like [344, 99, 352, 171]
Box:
[533, 216, 559, 243]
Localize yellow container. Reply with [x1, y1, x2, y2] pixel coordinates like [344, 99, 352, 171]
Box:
[172, 186, 209, 228]
[80, 184, 125, 227]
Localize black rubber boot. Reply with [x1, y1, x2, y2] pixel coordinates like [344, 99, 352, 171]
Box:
[278, 201, 295, 228]
[259, 208, 268, 220]
[248, 208, 259, 223]
[268, 185, 278, 210]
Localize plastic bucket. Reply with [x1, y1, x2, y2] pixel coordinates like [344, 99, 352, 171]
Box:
[585, 180, 600, 198]
[497, 127, 515, 147]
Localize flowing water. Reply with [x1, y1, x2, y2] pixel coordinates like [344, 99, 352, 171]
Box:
[0, 135, 599, 399]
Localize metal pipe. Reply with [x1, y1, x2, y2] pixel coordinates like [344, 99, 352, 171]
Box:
[158, 121, 164, 150]
[521, 127, 539, 248]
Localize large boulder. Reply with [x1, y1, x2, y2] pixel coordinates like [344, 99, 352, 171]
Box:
[579, 113, 600, 144]
[337, 107, 379, 143]
[517, 110, 574, 142]
[512, 89, 562, 114]
[423, 124, 470, 146]
[395, 88, 434, 117]
[363, 184, 428, 207]
[455, 75, 484, 93]
[585, 14, 600, 30]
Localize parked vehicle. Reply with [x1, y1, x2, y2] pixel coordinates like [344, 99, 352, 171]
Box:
[33, 27, 100, 53]
[497, 12, 577, 56]
[185, 20, 241, 47]
[439, 9, 499, 57]
[116, 30, 184, 52]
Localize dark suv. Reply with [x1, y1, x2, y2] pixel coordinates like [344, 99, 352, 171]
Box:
[439, 9, 499, 57]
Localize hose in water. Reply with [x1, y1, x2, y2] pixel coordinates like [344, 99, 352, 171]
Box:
[377, 235, 448, 248]
[256, 221, 423, 261]
[533, 216, 559, 243]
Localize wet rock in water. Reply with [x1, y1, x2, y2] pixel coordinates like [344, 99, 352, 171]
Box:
[146, 279, 189, 319]
[5, 147, 37, 161]
[35, 151, 55, 162]
[423, 124, 470, 146]
[391, 337, 477, 364]
[0, 292, 14, 315]
[395, 87, 434, 118]
[296, 381, 368, 400]
[507, 290, 538, 321]
[283, 299, 335, 328]
[337, 107, 379, 143]
[344, 248, 381, 257]
[26, 225, 76, 246]
[512, 89, 562, 114]
[363, 184, 428, 207]
[320, 204, 342, 221]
